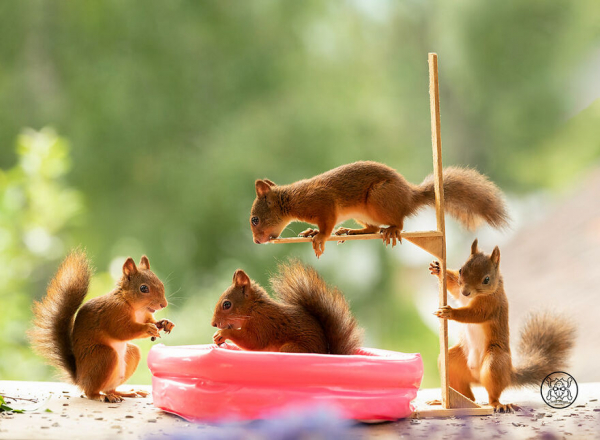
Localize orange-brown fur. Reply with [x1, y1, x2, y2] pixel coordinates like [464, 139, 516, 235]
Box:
[211, 260, 362, 354]
[430, 240, 575, 412]
[30, 251, 175, 403]
[250, 161, 509, 257]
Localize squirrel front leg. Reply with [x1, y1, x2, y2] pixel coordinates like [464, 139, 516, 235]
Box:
[213, 328, 263, 351]
[111, 320, 160, 341]
[312, 218, 335, 258]
[434, 296, 495, 323]
[429, 261, 461, 300]
[143, 315, 175, 341]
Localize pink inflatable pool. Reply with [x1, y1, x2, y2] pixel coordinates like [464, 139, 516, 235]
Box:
[148, 343, 423, 422]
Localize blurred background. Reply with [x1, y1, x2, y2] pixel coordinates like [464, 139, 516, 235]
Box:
[1, 0, 599, 387]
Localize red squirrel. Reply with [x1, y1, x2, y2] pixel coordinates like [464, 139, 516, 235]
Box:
[30, 251, 174, 403]
[430, 239, 575, 412]
[250, 161, 509, 257]
[211, 260, 362, 354]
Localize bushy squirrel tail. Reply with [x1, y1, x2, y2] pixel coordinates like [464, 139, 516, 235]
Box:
[415, 166, 510, 230]
[511, 313, 576, 387]
[270, 260, 363, 355]
[29, 250, 92, 382]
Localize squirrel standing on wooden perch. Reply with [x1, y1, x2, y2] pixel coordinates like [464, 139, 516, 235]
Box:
[30, 251, 175, 403]
[430, 239, 576, 412]
[249, 161, 509, 257]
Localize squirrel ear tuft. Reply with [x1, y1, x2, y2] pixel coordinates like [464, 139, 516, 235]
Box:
[123, 257, 138, 279]
[263, 179, 276, 187]
[490, 246, 500, 266]
[233, 269, 250, 288]
[255, 180, 272, 197]
[139, 255, 150, 270]
[470, 238, 479, 255]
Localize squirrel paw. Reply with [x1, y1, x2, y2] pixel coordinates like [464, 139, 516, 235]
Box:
[491, 402, 521, 413]
[112, 389, 149, 398]
[380, 226, 402, 247]
[312, 235, 326, 258]
[299, 228, 319, 238]
[102, 393, 124, 403]
[145, 323, 161, 339]
[156, 319, 175, 334]
[429, 261, 441, 276]
[334, 227, 351, 244]
[213, 330, 227, 345]
[434, 305, 453, 319]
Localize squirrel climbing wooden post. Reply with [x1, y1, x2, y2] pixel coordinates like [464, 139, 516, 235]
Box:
[423, 53, 493, 417]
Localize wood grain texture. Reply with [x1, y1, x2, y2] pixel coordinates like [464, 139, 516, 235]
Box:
[448, 387, 481, 409]
[428, 52, 450, 409]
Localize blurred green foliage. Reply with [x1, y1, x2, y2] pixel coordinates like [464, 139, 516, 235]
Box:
[0, 129, 82, 380]
[1, 1, 599, 387]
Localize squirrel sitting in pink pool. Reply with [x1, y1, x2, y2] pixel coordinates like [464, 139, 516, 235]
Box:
[211, 260, 362, 355]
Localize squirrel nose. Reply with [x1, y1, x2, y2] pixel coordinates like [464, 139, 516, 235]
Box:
[160, 301, 168, 309]
[254, 239, 260, 244]
[212, 322, 217, 328]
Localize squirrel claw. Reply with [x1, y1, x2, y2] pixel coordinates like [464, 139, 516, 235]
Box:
[146, 323, 160, 339]
[429, 261, 441, 276]
[156, 319, 175, 334]
[334, 227, 350, 244]
[213, 330, 227, 345]
[492, 402, 520, 413]
[380, 226, 402, 247]
[102, 393, 123, 403]
[312, 235, 326, 258]
[434, 305, 453, 319]
[299, 228, 319, 238]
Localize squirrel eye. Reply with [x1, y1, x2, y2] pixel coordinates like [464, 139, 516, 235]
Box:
[140, 284, 149, 293]
[482, 276, 490, 285]
[223, 300, 232, 310]
[251, 217, 259, 226]
[458, 269, 462, 276]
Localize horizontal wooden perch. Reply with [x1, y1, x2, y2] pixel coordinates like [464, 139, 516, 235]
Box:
[268, 230, 444, 258]
[268, 230, 442, 244]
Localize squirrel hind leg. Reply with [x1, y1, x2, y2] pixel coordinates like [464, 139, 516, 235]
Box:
[480, 349, 513, 412]
[334, 224, 380, 236]
[122, 343, 141, 383]
[279, 343, 308, 353]
[446, 345, 477, 401]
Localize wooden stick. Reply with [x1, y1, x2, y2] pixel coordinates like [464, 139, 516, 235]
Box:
[428, 52, 450, 409]
[268, 231, 442, 244]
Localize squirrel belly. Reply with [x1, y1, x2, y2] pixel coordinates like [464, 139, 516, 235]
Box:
[212, 260, 363, 355]
[250, 161, 509, 257]
[30, 251, 174, 403]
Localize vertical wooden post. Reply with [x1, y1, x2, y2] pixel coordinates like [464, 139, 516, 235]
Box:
[428, 53, 449, 409]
